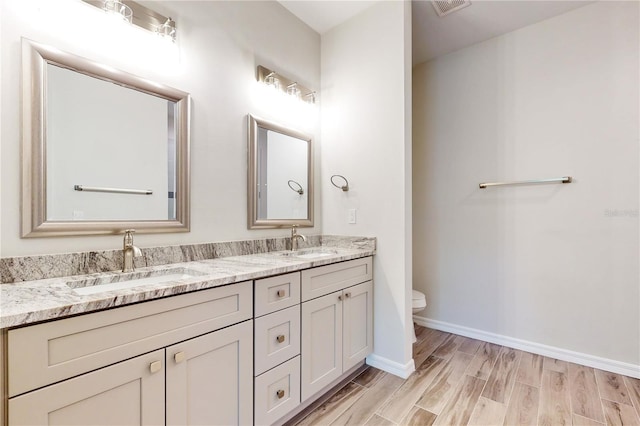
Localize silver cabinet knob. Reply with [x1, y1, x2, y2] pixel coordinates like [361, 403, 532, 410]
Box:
[338, 295, 343, 301]
[276, 334, 285, 343]
[276, 389, 285, 399]
[174, 351, 186, 363]
[276, 289, 285, 298]
[149, 360, 162, 374]
[345, 292, 351, 298]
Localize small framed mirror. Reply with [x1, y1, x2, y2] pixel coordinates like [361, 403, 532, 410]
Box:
[22, 39, 191, 237]
[247, 115, 313, 229]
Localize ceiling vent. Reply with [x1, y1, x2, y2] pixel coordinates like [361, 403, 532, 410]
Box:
[432, 0, 471, 17]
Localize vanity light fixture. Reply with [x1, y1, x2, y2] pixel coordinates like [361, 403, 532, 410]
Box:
[264, 71, 281, 90]
[103, 0, 132, 23]
[305, 92, 317, 104]
[286, 82, 302, 100]
[257, 65, 316, 104]
[84, 0, 178, 42]
[156, 18, 177, 42]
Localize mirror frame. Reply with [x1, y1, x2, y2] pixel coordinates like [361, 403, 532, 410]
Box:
[247, 114, 314, 229]
[21, 39, 191, 237]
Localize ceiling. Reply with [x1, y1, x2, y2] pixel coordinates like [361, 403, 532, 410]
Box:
[278, 1, 379, 34]
[278, 1, 594, 65]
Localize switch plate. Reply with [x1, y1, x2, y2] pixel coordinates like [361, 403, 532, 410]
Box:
[348, 209, 357, 224]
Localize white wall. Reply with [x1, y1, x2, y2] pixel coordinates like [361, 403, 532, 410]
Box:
[0, 0, 320, 256]
[321, 1, 414, 375]
[413, 2, 639, 367]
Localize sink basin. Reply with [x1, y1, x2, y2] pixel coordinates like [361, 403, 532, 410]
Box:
[67, 267, 205, 296]
[277, 248, 339, 259]
[296, 252, 336, 259]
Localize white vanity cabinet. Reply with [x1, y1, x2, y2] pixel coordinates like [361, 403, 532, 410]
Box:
[300, 258, 373, 402]
[2, 254, 374, 426]
[6, 282, 254, 426]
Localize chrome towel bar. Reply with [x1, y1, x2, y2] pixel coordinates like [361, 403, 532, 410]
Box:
[74, 185, 153, 195]
[479, 176, 572, 189]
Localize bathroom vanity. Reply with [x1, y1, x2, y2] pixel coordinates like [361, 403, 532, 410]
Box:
[0, 246, 374, 426]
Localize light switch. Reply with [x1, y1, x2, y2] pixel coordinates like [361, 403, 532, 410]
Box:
[348, 209, 357, 224]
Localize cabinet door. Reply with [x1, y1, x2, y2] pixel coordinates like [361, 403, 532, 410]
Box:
[301, 291, 343, 402]
[9, 349, 164, 426]
[343, 281, 373, 371]
[166, 320, 253, 426]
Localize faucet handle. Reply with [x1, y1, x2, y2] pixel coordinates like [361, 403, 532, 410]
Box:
[123, 229, 136, 248]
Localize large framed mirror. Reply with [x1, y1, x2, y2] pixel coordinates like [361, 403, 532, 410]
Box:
[247, 115, 313, 229]
[22, 39, 191, 237]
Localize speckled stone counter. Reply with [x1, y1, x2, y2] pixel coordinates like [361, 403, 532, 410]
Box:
[0, 237, 375, 329]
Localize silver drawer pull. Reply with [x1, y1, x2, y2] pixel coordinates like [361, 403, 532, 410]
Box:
[276, 334, 286, 343]
[276, 389, 285, 399]
[174, 351, 186, 363]
[276, 289, 285, 298]
[149, 360, 162, 374]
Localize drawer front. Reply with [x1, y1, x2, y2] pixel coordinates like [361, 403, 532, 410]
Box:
[301, 257, 372, 302]
[254, 356, 301, 426]
[254, 305, 300, 376]
[8, 282, 252, 397]
[255, 272, 301, 317]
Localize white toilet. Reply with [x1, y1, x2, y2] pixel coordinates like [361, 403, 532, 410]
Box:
[411, 290, 427, 343]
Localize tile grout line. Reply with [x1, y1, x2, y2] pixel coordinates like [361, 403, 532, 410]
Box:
[591, 366, 608, 423]
[465, 377, 487, 425]
[500, 348, 525, 416]
[624, 377, 640, 422]
[318, 380, 369, 426]
[565, 362, 574, 423]
[377, 412, 398, 425]
[600, 397, 640, 423]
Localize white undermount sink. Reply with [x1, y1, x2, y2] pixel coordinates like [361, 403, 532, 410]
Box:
[277, 248, 339, 259]
[67, 268, 205, 296]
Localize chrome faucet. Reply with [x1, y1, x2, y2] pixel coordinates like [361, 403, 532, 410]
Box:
[291, 225, 307, 251]
[122, 229, 142, 273]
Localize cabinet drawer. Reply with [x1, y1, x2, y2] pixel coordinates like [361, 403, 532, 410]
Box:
[254, 356, 301, 426]
[254, 305, 300, 376]
[8, 282, 252, 397]
[255, 272, 301, 317]
[301, 257, 372, 302]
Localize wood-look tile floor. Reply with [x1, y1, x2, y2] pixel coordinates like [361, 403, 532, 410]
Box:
[291, 326, 640, 426]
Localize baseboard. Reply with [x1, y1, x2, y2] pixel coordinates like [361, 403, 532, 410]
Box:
[414, 316, 640, 379]
[366, 353, 415, 379]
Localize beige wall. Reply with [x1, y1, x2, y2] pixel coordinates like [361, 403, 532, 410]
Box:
[413, 2, 639, 367]
[0, 0, 320, 256]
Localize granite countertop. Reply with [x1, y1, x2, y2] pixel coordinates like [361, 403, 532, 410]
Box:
[0, 246, 374, 329]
